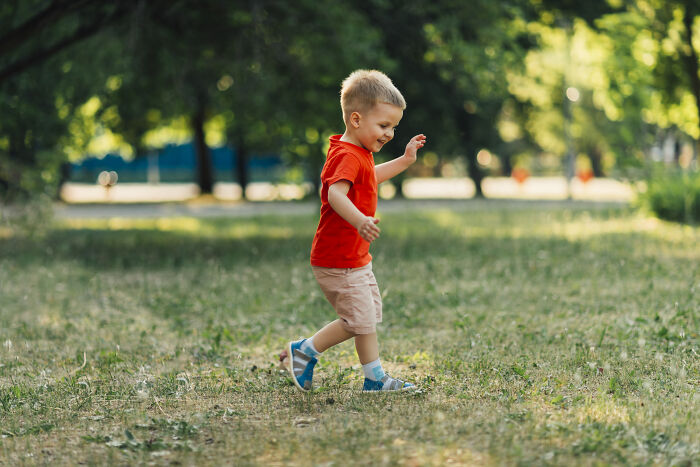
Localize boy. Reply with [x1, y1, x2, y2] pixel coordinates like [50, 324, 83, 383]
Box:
[287, 69, 426, 393]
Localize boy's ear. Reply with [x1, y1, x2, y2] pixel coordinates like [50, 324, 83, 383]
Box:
[349, 111, 361, 128]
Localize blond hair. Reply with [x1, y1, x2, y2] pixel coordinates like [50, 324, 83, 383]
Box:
[340, 70, 406, 124]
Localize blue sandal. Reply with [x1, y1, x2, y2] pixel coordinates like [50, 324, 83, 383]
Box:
[286, 339, 318, 392]
[362, 374, 415, 393]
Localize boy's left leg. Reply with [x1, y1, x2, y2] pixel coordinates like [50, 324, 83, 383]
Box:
[286, 338, 318, 392]
[312, 319, 355, 352]
[288, 320, 355, 392]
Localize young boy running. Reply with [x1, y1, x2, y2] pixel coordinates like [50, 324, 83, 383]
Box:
[287, 69, 426, 393]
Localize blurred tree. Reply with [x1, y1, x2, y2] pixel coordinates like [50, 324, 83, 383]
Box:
[0, 0, 145, 199]
[356, 1, 464, 195]
[98, 0, 380, 198]
[509, 0, 700, 179]
[4, 0, 696, 204]
[630, 0, 700, 160]
[204, 1, 374, 199]
[0, 0, 136, 83]
[358, 0, 579, 196]
[417, 1, 531, 195]
[263, 1, 389, 198]
[99, 0, 243, 194]
[351, 0, 625, 191]
[507, 18, 654, 178]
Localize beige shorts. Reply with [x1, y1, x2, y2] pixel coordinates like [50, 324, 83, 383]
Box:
[311, 262, 382, 334]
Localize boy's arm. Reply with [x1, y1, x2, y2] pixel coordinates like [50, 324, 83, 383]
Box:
[328, 180, 381, 243]
[375, 134, 426, 184]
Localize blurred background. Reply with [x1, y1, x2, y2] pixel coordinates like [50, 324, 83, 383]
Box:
[0, 0, 699, 214]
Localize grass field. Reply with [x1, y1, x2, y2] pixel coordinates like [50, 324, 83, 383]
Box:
[0, 201, 698, 466]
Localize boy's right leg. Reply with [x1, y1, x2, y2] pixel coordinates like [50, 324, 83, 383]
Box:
[355, 333, 415, 393]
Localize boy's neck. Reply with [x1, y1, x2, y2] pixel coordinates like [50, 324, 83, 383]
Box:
[339, 131, 365, 150]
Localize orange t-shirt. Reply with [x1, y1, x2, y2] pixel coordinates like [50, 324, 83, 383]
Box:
[310, 135, 377, 268]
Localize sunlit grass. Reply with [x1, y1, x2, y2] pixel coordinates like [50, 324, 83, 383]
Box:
[0, 202, 698, 465]
[59, 216, 301, 239]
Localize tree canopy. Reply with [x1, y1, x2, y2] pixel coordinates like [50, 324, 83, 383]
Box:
[0, 0, 698, 201]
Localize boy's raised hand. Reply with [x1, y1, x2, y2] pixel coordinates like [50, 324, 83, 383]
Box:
[403, 134, 427, 164]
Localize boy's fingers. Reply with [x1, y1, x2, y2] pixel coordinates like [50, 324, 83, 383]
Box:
[359, 217, 381, 242]
[360, 222, 379, 235]
[363, 231, 378, 242]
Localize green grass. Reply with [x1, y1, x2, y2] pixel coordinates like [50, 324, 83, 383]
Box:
[0, 201, 698, 466]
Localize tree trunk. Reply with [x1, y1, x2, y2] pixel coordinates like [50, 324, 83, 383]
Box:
[235, 137, 249, 200]
[191, 102, 213, 194]
[0, 170, 9, 199]
[2, 133, 32, 199]
[501, 153, 513, 177]
[455, 109, 484, 197]
[393, 174, 405, 198]
[674, 139, 681, 167]
[682, 9, 700, 162]
[465, 152, 484, 198]
[56, 161, 72, 200]
[588, 146, 604, 177]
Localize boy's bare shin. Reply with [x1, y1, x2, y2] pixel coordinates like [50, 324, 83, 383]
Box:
[354, 333, 379, 364]
[312, 320, 355, 352]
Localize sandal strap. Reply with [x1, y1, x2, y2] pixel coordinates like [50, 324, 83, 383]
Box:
[380, 375, 405, 391]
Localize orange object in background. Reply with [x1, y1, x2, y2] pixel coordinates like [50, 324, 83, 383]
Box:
[512, 168, 530, 184]
[577, 169, 594, 183]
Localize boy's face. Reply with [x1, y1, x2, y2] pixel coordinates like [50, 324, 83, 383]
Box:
[351, 102, 403, 153]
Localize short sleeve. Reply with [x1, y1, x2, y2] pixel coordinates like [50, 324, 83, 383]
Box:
[322, 152, 361, 187]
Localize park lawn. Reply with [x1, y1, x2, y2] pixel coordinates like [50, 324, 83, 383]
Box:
[0, 201, 698, 466]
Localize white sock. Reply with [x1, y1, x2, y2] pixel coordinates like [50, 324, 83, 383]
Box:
[300, 337, 320, 358]
[362, 358, 386, 381]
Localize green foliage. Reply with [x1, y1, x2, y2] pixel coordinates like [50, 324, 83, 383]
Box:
[643, 168, 700, 223]
[0, 1, 135, 200]
[3, 1, 700, 198]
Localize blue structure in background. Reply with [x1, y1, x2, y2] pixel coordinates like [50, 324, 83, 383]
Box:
[70, 143, 283, 184]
